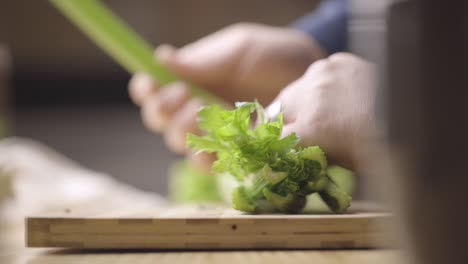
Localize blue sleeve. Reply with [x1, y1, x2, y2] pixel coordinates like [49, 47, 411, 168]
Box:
[292, 0, 348, 54]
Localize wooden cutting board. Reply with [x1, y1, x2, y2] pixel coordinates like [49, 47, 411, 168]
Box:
[26, 203, 393, 249]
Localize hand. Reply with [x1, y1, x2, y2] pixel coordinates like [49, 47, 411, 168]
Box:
[270, 53, 377, 171]
[129, 23, 326, 157]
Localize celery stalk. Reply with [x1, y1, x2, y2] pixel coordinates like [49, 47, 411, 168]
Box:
[49, 0, 222, 104]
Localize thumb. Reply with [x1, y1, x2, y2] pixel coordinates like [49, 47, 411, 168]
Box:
[155, 44, 215, 86]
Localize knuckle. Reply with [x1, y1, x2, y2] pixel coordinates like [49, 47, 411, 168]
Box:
[141, 98, 166, 132]
[187, 97, 205, 110]
[226, 22, 260, 39]
[315, 78, 334, 91]
[128, 73, 157, 104]
[275, 85, 296, 106]
[130, 73, 156, 90]
[164, 127, 187, 154]
[328, 52, 356, 64]
[179, 98, 206, 117]
[160, 83, 190, 105]
[306, 58, 333, 75]
[167, 81, 189, 93]
[228, 22, 255, 32]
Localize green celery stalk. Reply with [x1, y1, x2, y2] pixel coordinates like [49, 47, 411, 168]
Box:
[49, 0, 222, 105]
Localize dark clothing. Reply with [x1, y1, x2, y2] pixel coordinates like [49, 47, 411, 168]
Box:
[293, 0, 348, 54]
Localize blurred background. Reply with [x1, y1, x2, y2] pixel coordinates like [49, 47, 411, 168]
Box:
[0, 0, 387, 196]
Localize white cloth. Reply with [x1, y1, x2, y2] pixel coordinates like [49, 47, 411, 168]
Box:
[0, 137, 166, 222]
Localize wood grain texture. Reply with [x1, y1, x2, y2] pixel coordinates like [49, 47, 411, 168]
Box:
[26, 204, 392, 249]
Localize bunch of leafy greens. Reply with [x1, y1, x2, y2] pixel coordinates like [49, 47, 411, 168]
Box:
[187, 101, 351, 214]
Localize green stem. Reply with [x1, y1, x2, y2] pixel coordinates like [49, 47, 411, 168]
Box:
[49, 0, 223, 105]
[319, 179, 352, 213]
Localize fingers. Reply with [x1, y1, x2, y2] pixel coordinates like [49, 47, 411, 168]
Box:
[136, 79, 208, 157]
[129, 44, 184, 108]
[141, 82, 190, 133]
[164, 98, 205, 154]
[130, 43, 221, 165]
[154, 44, 212, 82]
[140, 85, 204, 155]
[128, 73, 158, 106]
[132, 43, 213, 156]
[155, 43, 211, 86]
